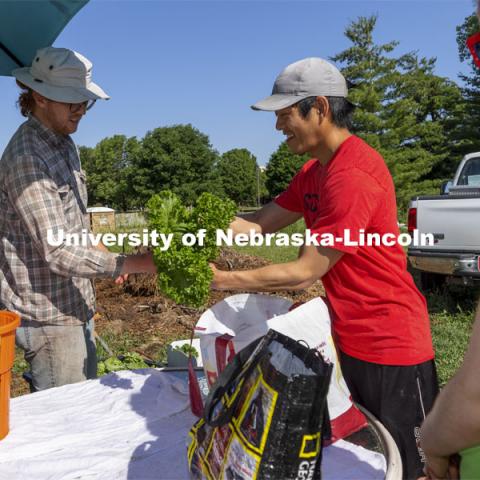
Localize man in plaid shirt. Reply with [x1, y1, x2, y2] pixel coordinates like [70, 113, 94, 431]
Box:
[0, 47, 156, 391]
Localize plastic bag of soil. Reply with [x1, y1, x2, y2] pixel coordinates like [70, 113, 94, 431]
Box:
[187, 329, 333, 480]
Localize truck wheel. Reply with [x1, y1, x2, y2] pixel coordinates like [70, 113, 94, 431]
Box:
[420, 272, 446, 292]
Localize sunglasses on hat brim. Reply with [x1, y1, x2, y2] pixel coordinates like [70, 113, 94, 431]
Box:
[467, 32, 480, 68]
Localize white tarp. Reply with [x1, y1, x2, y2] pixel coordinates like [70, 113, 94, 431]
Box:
[0, 369, 386, 479]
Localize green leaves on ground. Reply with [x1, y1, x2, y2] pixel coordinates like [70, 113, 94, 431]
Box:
[97, 352, 149, 376]
[147, 190, 236, 307]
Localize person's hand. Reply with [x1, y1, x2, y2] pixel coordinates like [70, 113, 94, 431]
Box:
[424, 459, 448, 479]
[423, 454, 459, 480]
[209, 263, 226, 290]
[114, 273, 129, 285]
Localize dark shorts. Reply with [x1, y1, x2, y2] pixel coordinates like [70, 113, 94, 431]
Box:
[339, 351, 439, 480]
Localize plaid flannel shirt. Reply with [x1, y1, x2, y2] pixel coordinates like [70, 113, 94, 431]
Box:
[0, 116, 125, 325]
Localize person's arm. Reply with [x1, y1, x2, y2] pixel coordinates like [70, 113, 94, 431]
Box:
[420, 301, 480, 478]
[211, 244, 343, 291]
[7, 156, 154, 278]
[94, 242, 110, 254]
[120, 252, 157, 275]
[231, 201, 303, 235]
[93, 242, 156, 283]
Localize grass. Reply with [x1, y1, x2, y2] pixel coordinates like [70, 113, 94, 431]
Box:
[232, 219, 305, 263]
[426, 286, 479, 385]
[431, 308, 474, 385]
[12, 353, 28, 375]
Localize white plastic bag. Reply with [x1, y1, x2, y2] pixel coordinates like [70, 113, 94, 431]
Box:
[194, 294, 367, 442]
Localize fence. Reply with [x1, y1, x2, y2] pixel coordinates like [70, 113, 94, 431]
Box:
[115, 211, 147, 229]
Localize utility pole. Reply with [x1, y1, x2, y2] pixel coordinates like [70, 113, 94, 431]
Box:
[257, 164, 260, 208]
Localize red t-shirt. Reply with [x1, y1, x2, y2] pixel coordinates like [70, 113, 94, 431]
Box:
[275, 135, 434, 365]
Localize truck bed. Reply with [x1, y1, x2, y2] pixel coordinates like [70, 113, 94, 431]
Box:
[411, 194, 480, 252]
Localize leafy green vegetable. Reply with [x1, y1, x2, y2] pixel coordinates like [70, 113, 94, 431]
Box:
[190, 192, 238, 261]
[146, 190, 190, 239]
[121, 352, 151, 370]
[97, 353, 149, 376]
[173, 344, 199, 358]
[104, 356, 126, 373]
[153, 244, 213, 307]
[97, 362, 106, 376]
[147, 190, 236, 307]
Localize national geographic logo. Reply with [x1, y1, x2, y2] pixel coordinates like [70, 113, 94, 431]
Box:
[296, 460, 316, 480]
[296, 433, 321, 480]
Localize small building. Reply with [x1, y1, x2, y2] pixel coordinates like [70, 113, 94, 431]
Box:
[87, 207, 115, 232]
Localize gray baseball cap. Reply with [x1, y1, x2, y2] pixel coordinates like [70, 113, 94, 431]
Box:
[252, 57, 350, 111]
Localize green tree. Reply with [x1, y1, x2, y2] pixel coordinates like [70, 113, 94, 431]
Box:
[216, 148, 258, 206]
[79, 145, 96, 201]
[80, 135, 139, 211]
[330, 15, 398, 150]
[265, 142, 308, 198]
[258, 167, 269, 205]
[333, 15, 463, 217]
[381, 54, 463, 212]
[130, 125, 220, 206]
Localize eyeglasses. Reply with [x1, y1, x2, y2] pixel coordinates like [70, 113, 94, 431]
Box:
[69, 100, 96, 113]
[467, 32, 480, 68]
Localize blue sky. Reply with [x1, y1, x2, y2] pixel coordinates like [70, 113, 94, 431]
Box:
[0, 0, 476, 166]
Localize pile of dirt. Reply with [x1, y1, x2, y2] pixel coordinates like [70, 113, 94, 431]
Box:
[12, 249, 325, 396]
[95, 248, 324, 353]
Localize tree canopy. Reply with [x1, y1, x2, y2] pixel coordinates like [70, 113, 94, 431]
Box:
[265, 142, 308, 199]
[217, 148, 259, 206]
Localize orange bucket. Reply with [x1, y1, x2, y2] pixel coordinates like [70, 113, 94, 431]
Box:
[0, 311, 20, 440]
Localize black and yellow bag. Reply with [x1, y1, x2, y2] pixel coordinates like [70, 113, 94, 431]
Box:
[187, 329, 333, 480]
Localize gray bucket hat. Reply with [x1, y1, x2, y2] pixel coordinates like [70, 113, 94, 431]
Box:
[252, 57, 350, 111]
[12, 47, 109, 103]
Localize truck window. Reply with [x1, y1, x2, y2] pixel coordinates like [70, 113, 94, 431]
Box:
[458, 157, 480, 186]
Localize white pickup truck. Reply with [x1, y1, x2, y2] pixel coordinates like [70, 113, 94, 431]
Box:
[407, 152, 480, 290]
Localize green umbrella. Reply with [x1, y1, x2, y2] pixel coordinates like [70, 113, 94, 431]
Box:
[0, 0, 89, 76]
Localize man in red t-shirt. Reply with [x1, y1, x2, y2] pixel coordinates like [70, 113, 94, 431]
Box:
[211, 57, 438, 479]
